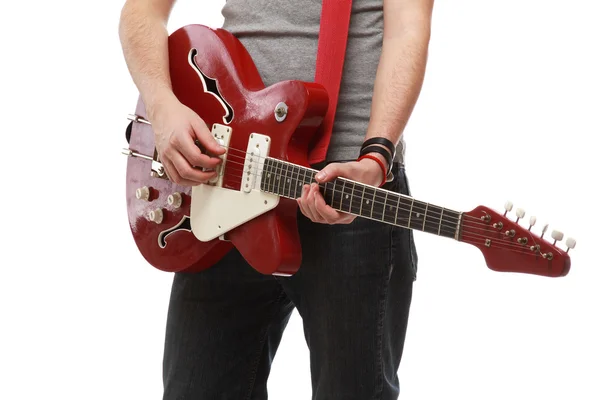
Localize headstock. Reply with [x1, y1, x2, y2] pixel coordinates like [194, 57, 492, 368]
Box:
[462, 202, 575, 277]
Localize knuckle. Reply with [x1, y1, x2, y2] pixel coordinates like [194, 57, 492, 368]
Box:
[180, 167, 194, 179]
[191, 154, 205, 167]
[168, 133, 179, 147]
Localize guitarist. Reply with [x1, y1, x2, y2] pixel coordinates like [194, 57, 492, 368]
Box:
[119, 0, 433, 399]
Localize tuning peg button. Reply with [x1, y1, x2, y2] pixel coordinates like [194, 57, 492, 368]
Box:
[551, 230, 564, 241]
[528, 216, 537, 231]
[541, 224, 549, 239]
[504, 201, 513, 216]
[566, 237, 576, 253]
[515, 208, 525, 223]
[551, 230, 564, 245]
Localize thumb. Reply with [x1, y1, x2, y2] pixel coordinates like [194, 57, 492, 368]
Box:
[191, 117, 226, 156]
[315, 163, 348, 183]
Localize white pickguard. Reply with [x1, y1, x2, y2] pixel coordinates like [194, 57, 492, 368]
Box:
[190, 130, 280, 242]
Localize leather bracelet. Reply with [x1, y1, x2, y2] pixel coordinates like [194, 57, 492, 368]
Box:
[359, 145, 392, 175]
[361, 137, 396, 160]
[357, 154, 387, 187]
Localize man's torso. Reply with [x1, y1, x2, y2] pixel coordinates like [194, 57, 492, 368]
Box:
[221, 0, 405, 163]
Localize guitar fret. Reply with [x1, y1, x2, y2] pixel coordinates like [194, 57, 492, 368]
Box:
[359, 185, 366, 215]
[370, 188, 376, 218]
[438, 207, 445, 235]
[292, 165, 300, 199]
[338, 179, 346, 211]
[292, 164, 299, 198]
[331, 180, 336, 207]
[422, 203, 429, 231]
[349, 182, 355, 214]
[394, 194, 401, 225]
[275, 160, 282, 195]
[286, 163, 293, 198]
[408, 199, 415, 227]
[266, 158, 274, 193]
[381, 191, 388, 221]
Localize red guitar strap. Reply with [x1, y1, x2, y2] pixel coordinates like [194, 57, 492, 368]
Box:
[308, 0, 353, 165]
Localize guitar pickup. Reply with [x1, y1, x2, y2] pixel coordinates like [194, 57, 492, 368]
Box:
[243, 133, 271, 193]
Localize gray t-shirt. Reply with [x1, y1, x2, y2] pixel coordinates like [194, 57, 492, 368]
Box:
[221, 0, 405, 164]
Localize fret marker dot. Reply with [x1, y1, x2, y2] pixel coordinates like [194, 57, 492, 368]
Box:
[366, 200, 370, 205]
[267, 173, 271, 178]
[287, 179, 290, 183]
[416, 213, 421, 218]
[345, 195, 349, 199]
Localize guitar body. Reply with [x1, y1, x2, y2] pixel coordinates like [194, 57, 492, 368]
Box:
[125, 25, 328, 274]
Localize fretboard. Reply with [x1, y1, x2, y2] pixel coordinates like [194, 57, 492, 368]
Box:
[260, 158, 462, 239]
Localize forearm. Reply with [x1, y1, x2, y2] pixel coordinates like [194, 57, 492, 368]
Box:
[365, 27, 431, 153]
[118, 0, 177, 119]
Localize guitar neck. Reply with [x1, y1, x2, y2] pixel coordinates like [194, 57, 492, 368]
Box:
[261, 158, 463, 240]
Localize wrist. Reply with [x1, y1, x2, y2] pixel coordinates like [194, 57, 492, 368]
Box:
[145, 88, 179, 121]
[357, 154, 387, 187]
[359, 137, 395, 177]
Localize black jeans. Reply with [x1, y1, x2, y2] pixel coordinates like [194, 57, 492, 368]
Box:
[162, 163, 418, 400]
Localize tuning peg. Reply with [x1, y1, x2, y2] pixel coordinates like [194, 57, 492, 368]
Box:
[540, 223, 549, 239]
[528, 216, 537, 231]
[551, 230, 564, 245]
[504, 201, 513, 216]
[515, 208, 525, 223]
[565, 237, 576, 253]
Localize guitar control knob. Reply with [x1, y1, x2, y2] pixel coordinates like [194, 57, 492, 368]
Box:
[148, 208, 163, 224]
[136, 186, 151, 201]
[167, 192, 183, 209]
[566, 237, 576, 253]
[551, 230, 564, 245]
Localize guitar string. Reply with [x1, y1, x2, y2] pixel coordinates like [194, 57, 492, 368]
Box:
[213, 146, 517, 229]
[208, 149, 481, 226]
[212, 156, 546, 242]
[173, 141, 503, 229]
[211, 151, 525, 233]
[198, 144, 491, 220]
[211, 161, 557, 254]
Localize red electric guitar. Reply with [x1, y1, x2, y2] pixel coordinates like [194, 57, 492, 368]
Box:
[122, 24, 575, 277]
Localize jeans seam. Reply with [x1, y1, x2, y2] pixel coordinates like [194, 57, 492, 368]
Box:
[243, 287, 288, 400]
[374, 227, 394, 400]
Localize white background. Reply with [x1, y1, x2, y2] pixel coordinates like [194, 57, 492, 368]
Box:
[1, 1, 598, 399]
